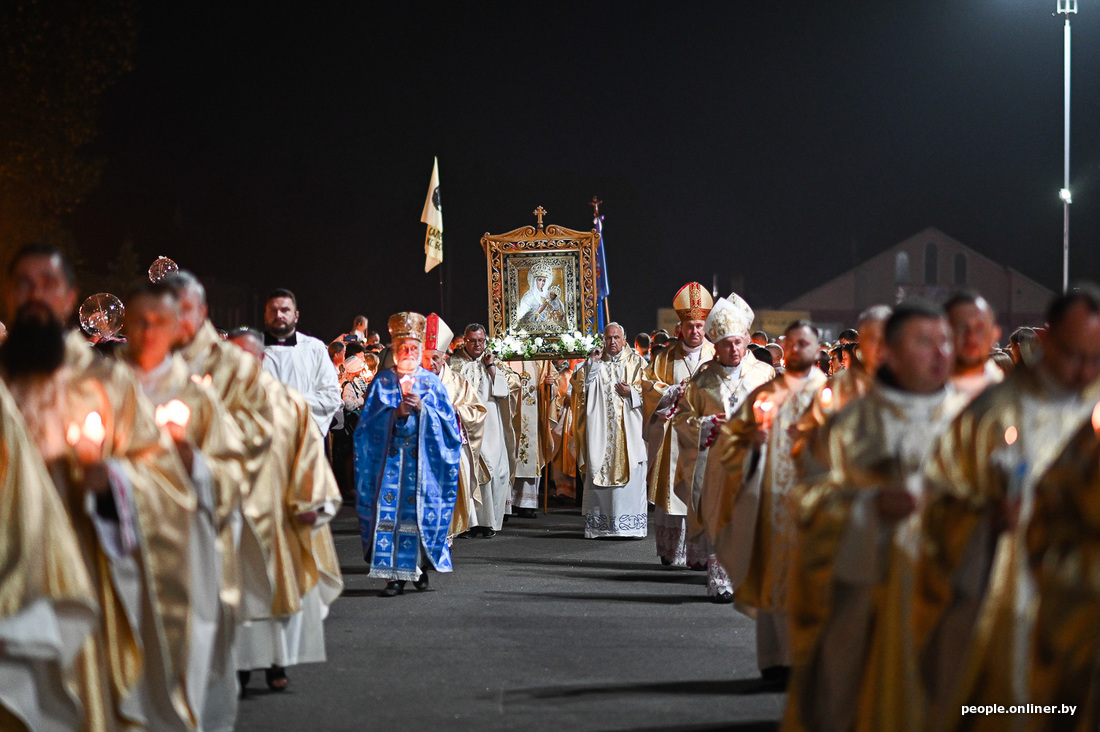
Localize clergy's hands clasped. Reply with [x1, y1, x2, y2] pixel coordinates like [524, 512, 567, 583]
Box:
[614, 382, 632, 398]
[396, 393, 421, 418]
[876, 485, 917, 522]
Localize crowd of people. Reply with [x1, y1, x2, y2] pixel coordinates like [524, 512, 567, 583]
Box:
[4, 239, 1100, 731]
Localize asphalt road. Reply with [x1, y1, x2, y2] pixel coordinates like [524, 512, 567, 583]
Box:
[236, 505, 786, 732]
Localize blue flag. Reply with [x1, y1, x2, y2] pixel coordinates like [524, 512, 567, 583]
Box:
[594, 215, 610, 330]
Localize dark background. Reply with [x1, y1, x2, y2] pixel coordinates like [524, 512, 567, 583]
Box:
[67, 1, 1100, 340]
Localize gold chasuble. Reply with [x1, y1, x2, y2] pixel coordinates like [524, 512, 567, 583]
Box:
[5, 332, 196, 731]
[248, 370, 343, 619]
[711, 368, 826, 611]
[790, 363, 875, 483]
[1026, 420, 1100, 731]
[0, 378, 97, 731]
[179, 320, 274, 488]
[437, 361, 489, 537]
[641, 340, 715, 511]
[916, 366, 1100, 732]
[673, 352, 774, 541]
[783, 384, 966, 732]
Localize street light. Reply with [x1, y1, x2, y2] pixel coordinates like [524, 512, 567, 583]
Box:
[1058, 0, 1076, 293]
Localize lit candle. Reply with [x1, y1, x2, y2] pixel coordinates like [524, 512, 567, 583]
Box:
[155, 399, 191, 430]
[1092, 401, 1100, 436]
[820, 387, 835, 414]
[66, 411, 106, 464]
[995, 425, 1026, 500]
[400, 374, 415, 395]
[753, 397, 775, 429]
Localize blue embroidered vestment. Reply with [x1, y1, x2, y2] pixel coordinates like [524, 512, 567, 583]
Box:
[353, 367, 461, 579]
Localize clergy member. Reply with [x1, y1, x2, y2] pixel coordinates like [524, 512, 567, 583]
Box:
[227, 328, 343, 695]
[677, 293, 775, 601]
[642, 282, 715, 567]
[943, 290, 1004, 401]
[574, 323, 649, 538]
[449, 323, 520, 537]
[355, 312, 462, 596]
[1, 243, 197, 730]
[784, 300, 965, 732]
[712, 319, 828, 683]
[917, 285, 1100, 730]
[0, 376, 97, 732]
[421, 313, 489, 539]
[506, 358, 552, 519]
[262, 287, 342, 435]
[123, 280, 249, 730]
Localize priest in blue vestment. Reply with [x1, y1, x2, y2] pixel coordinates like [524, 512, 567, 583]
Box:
[354, 311, 462, 597]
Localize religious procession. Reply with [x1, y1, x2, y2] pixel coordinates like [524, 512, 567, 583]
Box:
[4, 204, 1100, 731]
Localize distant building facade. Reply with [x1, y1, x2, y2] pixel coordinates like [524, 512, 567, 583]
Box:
[782, 228, 1054, 334]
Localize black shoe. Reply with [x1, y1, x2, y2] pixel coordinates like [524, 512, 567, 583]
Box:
[413, 573, 430, 591]
[711, 591, 734, 604]
[237, 670, 251, 699]
[483, 528, 497, 538]
[265, 665, 289, 692]
[659, 556, 673, 566]
[759, 665, 791, 687]
[380, 580, 405, 597]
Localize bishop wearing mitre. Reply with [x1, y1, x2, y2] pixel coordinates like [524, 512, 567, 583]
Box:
[676, 293, 774, 601]
[420, 313, 489, 539]
[642, 282, 715, 568]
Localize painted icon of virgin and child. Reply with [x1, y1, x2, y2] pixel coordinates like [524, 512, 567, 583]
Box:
[516, 261, 566, 326]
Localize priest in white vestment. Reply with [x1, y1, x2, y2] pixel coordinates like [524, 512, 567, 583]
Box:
[261, 288, 341, 435]
[575, 323, 648, 538]
[449, 323, 520, 536]
[506, 358, 551, 518]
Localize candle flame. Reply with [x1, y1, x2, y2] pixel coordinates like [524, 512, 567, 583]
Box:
[820, 387, 834, 410]
[1004, 425, 1018, 446]
[400, 374, 414, 395]
[83, 412, 106, 445]
[155, 399, 191, 429]
[66, 422, 81, 446]
[190, 373, 213, 388]
[1092, 401, 1100, 436]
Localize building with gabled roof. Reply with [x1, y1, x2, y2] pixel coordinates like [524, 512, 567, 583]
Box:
[781, 227, 1054, 334]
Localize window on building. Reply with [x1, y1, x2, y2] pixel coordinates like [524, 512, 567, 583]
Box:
[895, 252, 910, 284]
[954, 252, 967, 285]
[925, 242, 938, 284]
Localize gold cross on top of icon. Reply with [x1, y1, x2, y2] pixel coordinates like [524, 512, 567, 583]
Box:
[533, 206, 547, 227]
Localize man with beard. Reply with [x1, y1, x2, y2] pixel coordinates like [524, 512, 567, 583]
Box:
[420, 313, 488, 539]
[784, 301, 966, 732]
[574, 323, 649, 538]
[449, 323, 520, 537]
[678, 293, 775, 602]
[712, 320, 828, 684]
[123, 280, 248, 730]
[642, 282, 715, 568]
[944, 290, 1004, 402]
[227, 328, 343, 696]
[355, 313, 461, 596]
[262, 288, 341, 436]
[916, 285, 1100, 730]
[1, 243, 197, 731]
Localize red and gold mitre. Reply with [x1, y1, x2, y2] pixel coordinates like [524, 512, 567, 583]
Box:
[387, 311, 427, 342]
[673, 282, 713, 322]
[424, 313, 454, 353]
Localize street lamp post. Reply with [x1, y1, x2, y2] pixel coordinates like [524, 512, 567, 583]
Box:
[1058, 0, 1076, 293]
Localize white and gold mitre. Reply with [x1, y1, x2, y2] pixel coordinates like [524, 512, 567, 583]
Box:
[424, 313, 454, 353]
[673, 282, 713, 322]
[705, 292, 754, 343]
[388, 311, 427, 342]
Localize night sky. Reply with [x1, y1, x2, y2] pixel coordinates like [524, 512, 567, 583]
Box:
[69, 1, 1100, 340]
